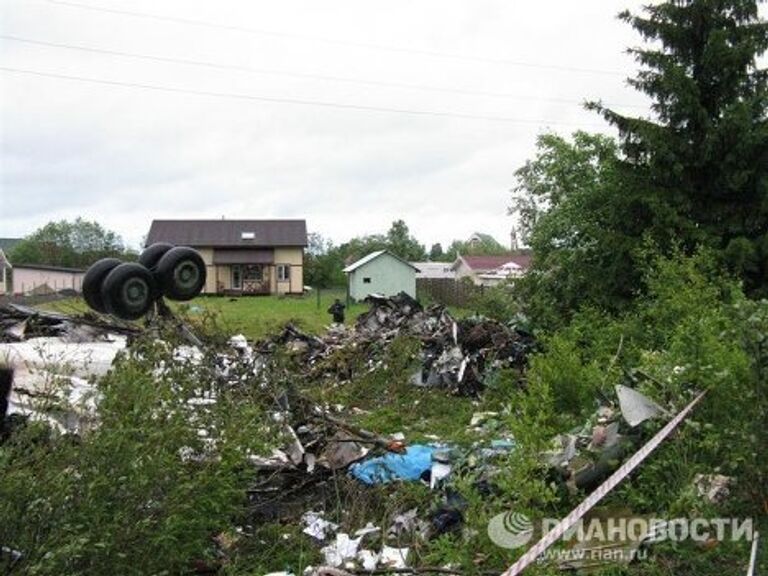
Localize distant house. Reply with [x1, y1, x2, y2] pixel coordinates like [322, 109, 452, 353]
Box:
[452, 254, 532, 286]
[466, 232, 503, 250]
[146, 219, 307, 295]
[11, 264, 86, 295]
[411, 261, 456, 280]
[344, 250, 419, 301]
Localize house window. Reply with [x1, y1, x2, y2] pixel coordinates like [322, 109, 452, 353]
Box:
[277, 264, 290, 282]
[363, 277, 371, 284]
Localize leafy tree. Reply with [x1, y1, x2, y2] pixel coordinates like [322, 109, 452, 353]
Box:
[443, 234, 509, 262]
[10, 218, 134, 269]
[513, 1, 768, 323]
[511, 132, 644, 325]
[336, 220, 426, 265]
[428, 243, 444, 261]
[337, 234, 388, 265]
[304, 233, 345, 287]
[589, 0, 768, 293]
[385, 219, 427, 261]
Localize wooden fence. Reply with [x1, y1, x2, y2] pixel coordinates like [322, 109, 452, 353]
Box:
[416, 278, 482, 307]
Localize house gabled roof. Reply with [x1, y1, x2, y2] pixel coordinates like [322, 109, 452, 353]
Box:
[454, 254, 532, 272]
[146, 220, 308, 248]
[343, 250, 420, 273]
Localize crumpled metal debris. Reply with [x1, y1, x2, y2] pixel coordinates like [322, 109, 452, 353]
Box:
[260, 292, 534, 397]
[1, 303, 137, 343]
[693, 473, 733, 504]
[317, 432, 370, 470]
[387, 508, 430, 540]
[544, 386, 676, 493]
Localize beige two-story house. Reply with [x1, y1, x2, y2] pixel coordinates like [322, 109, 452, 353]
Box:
[146, 219, 307, 295]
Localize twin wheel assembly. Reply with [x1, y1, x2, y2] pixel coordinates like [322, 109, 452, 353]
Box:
[82, 244, 207, 320]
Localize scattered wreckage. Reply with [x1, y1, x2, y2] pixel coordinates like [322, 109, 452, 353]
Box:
[0, 282, 730, 575]
[264, 292, 535, 396]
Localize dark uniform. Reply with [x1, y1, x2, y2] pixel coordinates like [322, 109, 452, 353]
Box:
[328, 299, 346, 323]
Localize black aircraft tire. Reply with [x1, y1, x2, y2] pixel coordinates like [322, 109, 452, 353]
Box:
[139, 242, 174, 271]
[155, 247, 207, 301]
[101, 263, 158, 320]
[82, 258, 122, 313]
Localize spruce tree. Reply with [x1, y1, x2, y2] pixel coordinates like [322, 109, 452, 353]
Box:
[592, 0, 768, 292]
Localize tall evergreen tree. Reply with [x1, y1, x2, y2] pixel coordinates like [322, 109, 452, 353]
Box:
[590, 0, 768, 292]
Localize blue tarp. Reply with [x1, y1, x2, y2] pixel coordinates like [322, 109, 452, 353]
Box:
[349, 444, 436, 485]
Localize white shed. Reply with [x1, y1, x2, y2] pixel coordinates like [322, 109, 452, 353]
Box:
[343, 251, 419, 301]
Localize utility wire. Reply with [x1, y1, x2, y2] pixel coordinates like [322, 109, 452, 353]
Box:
[0, 34, 648, 109]
[0, 65, 608, 127]
[44, 0, 627, 76]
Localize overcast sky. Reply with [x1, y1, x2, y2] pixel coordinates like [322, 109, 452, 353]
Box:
[0, 0, 717, 250]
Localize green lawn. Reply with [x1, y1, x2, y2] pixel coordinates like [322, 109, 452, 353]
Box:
[179, 289, 368, 339]
[39, 289, 368, 340]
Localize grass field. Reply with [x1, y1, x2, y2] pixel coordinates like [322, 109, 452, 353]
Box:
[178, 289, 368, 339]
[39, 289, 368, 340]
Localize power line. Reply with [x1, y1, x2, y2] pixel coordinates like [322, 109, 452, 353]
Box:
[0, 34, 647, 109]
[44, 0, 627, 76]
[0, 65, 608, 127]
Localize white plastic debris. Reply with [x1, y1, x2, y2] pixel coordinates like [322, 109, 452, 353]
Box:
[430, 460, 452, 489]
[301, 511, 338, 541]
[172, 345, 203, 364]
[320, 533, 362, 567]
[229, 334, 252, 358]
[357, 549, 379, 570]
[353, 523, 381, 538]
[379, 546, 409, 568]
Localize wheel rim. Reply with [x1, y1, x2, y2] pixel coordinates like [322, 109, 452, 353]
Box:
[121, 277, 150, 310]
[174, 261, 199, 291]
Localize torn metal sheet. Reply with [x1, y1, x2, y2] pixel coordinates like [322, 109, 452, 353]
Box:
[1, 336, 127, 433]
[616, 385, 667, 427]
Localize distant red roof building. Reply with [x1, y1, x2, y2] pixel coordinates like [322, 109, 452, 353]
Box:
[452, 253, 532, 286]
[459, 254, 532, 272]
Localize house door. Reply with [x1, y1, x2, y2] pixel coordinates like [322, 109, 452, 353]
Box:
[231, 265, 269, 293]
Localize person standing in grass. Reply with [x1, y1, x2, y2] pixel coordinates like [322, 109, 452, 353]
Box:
[328, 298, 346, 324]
